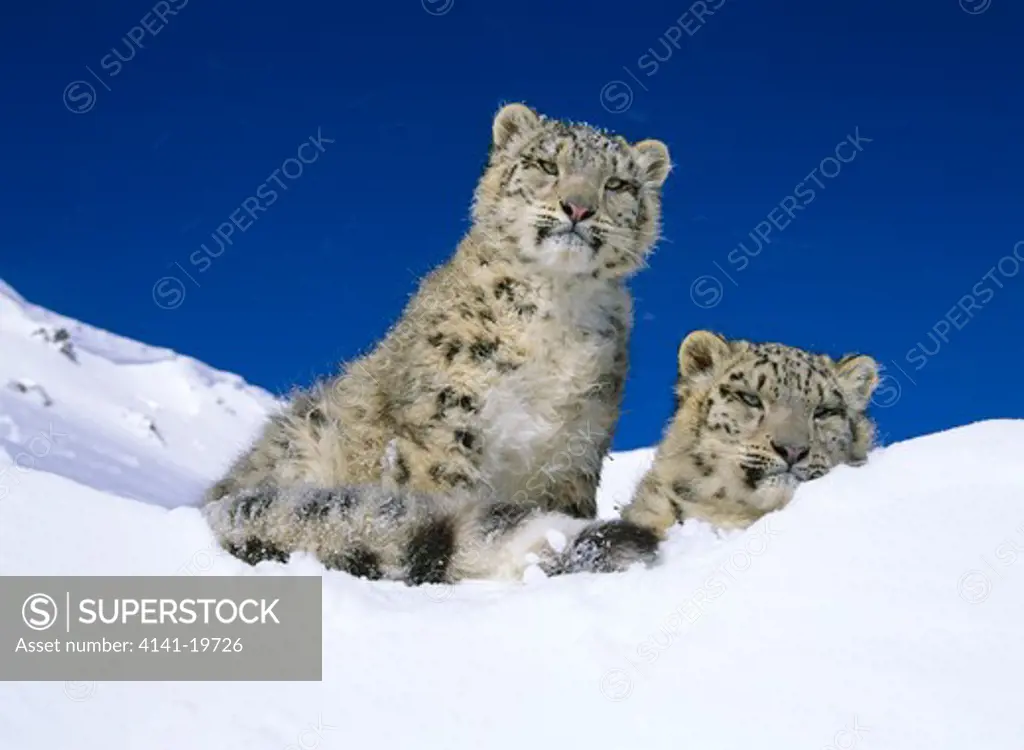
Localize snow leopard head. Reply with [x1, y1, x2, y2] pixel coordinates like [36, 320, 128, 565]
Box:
[473, 103, 671, 279]
[673, 330, 879, 516]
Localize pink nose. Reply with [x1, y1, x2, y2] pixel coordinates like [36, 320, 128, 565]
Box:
[561, 201, 595, 223]
[771, 441, 810, 466]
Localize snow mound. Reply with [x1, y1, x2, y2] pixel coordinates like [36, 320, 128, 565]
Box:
[1, 278, 1022, 749]
[2, 420, 1023, 749]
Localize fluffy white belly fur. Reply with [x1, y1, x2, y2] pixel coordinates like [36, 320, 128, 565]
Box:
[477, 285, 622, 499]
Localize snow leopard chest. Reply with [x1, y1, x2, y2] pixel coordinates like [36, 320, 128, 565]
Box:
[476, 283, 627, 479]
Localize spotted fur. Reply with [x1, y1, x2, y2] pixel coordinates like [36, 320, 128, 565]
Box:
[203, 103, 671, 577]
[622, 331, 879, 533]
[206, 483, 659, 583]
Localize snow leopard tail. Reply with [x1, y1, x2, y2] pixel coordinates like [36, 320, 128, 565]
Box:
[202, 483, 659, 584]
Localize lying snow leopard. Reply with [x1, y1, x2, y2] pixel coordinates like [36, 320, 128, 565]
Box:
[204, 103, 672, 583]
[622, 330, 879, 533]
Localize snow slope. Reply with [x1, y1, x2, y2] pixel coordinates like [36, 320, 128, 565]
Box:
[1, 280, 1023, 749]
[0, 280, 278, 507]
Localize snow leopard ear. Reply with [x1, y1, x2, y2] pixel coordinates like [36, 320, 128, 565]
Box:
[492, 103, 541, 151]
[835, 354, 879, 411]
[633, 139, 671, 187]
[677, 330, 731, 383]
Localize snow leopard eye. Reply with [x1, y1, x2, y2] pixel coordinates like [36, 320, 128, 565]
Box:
[605, 177, 629, 191]
[737, 391, 762, 409]
[536, 159, 558, 176]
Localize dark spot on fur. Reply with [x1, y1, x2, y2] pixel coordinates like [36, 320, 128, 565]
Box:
[234, 493, 274, 522]
[323, 547, 382, 580]
[427, 333, 444, 347]
[516, 303, 537, 318]
[295, 488, 356, 522]
[469, 339, 498, 360]
[743, 466, 763, 489]
[480, 502, 534, 536]
[447, 472, 472, 489]
[671, 499, 687, 523]
[308, 406, 326, 427]
[561, 521, 659, 574]
[454, 429, 476, 450]
[458, 395, 476, 411]
[445, 342, 462, 362]
[494, 277, 518, 301]
[405, 516, 456, 585]
[295, 498, 331, 522]
[437, 387, 455, 408]
[713, 488, 726, 500]
[427, 465, 471, 489]
[495, 360, 520, 373]
[671, 480, 692, 499]
[225, 539, 290, 566]
[394, 452, 411, 485]
[326, 487, 359, 513]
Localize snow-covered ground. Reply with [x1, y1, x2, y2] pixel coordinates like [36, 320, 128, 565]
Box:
[0, 279, 277, 507]
[1, 279, 1023, 749]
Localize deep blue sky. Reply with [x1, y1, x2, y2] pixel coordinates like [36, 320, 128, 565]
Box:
[2, 0, 1022, 449]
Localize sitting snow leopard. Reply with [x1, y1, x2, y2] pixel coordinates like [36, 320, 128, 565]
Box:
[203, 103, 672, 583]
[621, 330, 879, 534]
